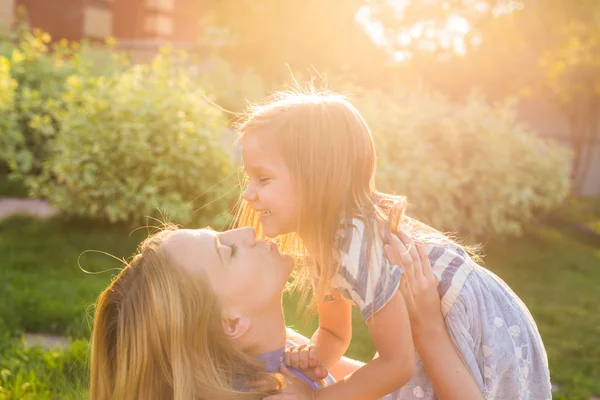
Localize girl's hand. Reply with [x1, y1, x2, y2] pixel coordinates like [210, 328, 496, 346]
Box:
[284, 344, 328, 382]
[384, 230, 445, 343]
[264, 364, 318, 400]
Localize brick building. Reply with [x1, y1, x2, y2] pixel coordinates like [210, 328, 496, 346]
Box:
[0, 0, 203, 60]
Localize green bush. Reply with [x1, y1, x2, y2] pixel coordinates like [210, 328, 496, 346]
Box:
[0, 55, 18, 167]
[28, 50, 234, 225]
[0, 23, 125, 185]
[0, 333, 88, 400]
[0, 24, 234, 224]
[353, 87, 571, 237]
[0, 26, 84, 180]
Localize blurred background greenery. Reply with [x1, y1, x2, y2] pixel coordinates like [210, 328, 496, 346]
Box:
[0, 1, 599, 399]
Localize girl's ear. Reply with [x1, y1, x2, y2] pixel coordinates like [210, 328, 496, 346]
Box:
[222, 315, 251, 340]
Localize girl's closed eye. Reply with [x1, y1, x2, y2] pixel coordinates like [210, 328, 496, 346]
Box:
[258, 176, 271, 184]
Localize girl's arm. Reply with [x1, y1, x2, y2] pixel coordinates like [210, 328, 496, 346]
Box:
[284, 328, 365, 381]
[276, 291, 415, 400]
[384, 231, 484, 400]
[308, 294, 353, 369]
[282, 298, 353, 381]
[318, 291, 414, 399]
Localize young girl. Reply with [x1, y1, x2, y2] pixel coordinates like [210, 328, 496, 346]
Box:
[235, 89, 552, 399]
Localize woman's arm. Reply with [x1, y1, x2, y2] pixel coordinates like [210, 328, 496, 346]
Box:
[384, 231, 484, 400]
[415, 323, 483, 400]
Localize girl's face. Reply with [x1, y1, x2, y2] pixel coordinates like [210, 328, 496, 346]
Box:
[241, 133, 300, 238]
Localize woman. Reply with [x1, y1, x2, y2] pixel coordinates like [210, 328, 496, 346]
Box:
[91, 226, 349, 400]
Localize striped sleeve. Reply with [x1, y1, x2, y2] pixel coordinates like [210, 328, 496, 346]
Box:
[425, 243, 476, 317]
[335, 218, 403, 321]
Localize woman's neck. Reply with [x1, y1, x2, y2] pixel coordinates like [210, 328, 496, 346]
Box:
[242, 302, 287, 356]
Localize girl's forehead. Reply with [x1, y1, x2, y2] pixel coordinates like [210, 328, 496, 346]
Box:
[242, 130, 275, 150]
[242, 133, 284, 168]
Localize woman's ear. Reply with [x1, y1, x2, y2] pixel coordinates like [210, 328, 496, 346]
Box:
[222, 315, 251, 340]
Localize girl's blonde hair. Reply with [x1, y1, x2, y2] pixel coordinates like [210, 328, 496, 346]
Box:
[234, 88, 450, 312]
[90, 226, 281, 400]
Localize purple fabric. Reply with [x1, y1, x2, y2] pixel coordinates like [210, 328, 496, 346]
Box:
[254, 346, 322, 390]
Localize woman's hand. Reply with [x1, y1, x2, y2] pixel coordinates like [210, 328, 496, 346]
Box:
[264, 365, 318, 400]
[384, 231, 485, 400]
[384, 230, 445, 343]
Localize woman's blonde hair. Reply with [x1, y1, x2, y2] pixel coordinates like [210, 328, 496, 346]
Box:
[90, 226, 281, 400]
[233, 88, 452, 313]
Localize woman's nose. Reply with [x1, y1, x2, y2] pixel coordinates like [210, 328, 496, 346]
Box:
[242, 184, 258, 202]
[219, 227, 256, 246]
[237, 227, 256, 246]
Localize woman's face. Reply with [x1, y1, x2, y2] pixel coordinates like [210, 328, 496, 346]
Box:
[162, 227, 293, 314]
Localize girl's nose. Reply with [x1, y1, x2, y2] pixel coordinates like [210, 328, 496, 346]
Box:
[242, 184, 258, 202]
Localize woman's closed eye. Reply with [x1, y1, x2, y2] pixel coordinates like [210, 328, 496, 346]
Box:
[258, 176, 271, 184]
[229, 244, 238, 257]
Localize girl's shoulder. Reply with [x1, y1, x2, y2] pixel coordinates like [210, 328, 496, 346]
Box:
[335, 217, 364, 247]
[335, 216, 385, 253]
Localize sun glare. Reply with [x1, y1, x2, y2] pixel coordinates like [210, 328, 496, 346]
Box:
[356, 1, 473, 60]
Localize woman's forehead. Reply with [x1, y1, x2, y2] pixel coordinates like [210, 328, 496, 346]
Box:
[161, 229, 219, 270]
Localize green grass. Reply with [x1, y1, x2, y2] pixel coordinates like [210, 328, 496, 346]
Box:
[0, 334, 88, 400]
[0, 216, 145, 336]
[484, 227, 600, 399]
[0, 211, 599, 399]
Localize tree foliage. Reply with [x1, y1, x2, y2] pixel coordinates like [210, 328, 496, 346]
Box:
[367, 0, 600, 191]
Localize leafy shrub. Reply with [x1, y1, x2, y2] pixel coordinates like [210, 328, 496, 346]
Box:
[0, 54, 18, 168]
[0, 169, 28, 197]
[352, 87, 571, 237]
[0, 333, 88, 400]
[0, 26, 84, 180]
[0, 23, 126, 185]
[29, 51, 234, 225]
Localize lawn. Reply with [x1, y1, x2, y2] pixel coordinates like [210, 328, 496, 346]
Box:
[0, 216, 146, 337]
[0, 208, 598, 399]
